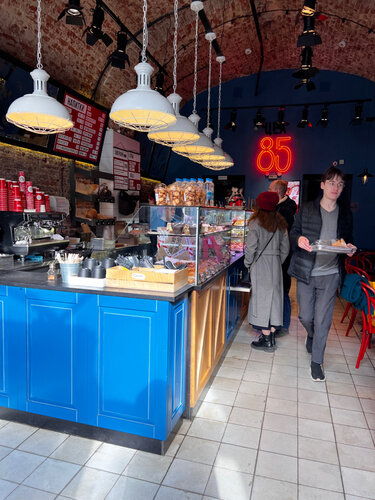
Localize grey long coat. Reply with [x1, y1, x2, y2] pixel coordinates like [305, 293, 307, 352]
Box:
[244, 219, 290, 329]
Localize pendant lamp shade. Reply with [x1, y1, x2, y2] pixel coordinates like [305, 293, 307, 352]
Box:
[6, 69, 73, 134]
[173, 113, 214, 156]
[110, 62, 176, 132]
[148, 93, 199, 146]
[6, 0, 73, 135]
[190, 134, 225, 163]
[203, 150, 234, 169]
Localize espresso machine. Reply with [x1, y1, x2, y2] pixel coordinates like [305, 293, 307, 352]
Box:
[0, 212, 69, 261]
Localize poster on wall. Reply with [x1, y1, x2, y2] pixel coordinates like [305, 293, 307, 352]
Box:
[113, 133, 141, 195]
[53, 92, 107, 163]
[287, 180, 300, 209]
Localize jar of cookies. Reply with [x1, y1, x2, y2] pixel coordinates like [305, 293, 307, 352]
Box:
[196, 178, 206, 206]
[167, 179, 183, 206]
[155, 183, 168, 205]
[184, 179, 197, 206]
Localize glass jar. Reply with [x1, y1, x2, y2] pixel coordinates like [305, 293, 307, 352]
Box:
[155, 183, 168, 205]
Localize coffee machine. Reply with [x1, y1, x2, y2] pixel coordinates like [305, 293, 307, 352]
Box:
[0, 212, 69, 260]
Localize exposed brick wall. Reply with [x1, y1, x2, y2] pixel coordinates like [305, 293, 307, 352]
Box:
[0, 143, 71, 198]
[0, 0, 373, 111]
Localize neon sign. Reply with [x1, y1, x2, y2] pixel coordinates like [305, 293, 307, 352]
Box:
[256, 136, 293, 174]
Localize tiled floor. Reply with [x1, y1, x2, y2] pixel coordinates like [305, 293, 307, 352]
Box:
[0, 283, 374, 499]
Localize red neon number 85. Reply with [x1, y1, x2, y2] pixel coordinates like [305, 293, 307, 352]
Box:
[256, 136, 292, 174]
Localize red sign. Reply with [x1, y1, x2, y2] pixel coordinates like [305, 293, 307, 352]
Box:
[256, 136, 293, 174]
[53, 93, 107, 162]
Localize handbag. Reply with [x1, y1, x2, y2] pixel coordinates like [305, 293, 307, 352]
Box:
[241, 231, 276, 286]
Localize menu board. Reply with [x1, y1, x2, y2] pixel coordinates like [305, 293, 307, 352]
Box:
[113, 133, 141, 194]
[53, 92, 107, 163]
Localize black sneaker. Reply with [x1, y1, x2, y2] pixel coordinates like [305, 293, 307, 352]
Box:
[305, 335, 313, 354]
[275, 328, 289, 338]
[311, 361, 325, 382]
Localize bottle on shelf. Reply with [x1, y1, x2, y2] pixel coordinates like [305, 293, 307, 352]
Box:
[205, 178, 215, 207]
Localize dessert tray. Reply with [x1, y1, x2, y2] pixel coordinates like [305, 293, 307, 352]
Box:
[310, 239, 352, 254]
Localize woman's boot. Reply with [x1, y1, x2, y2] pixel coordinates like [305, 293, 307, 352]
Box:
[251, 334, 274, 352]
[270, 330, 276, 347]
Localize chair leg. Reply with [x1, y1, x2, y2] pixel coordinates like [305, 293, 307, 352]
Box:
[356, 314, 369, 369]
[345, 308, 358, 337]
[341, 302, 351, 323]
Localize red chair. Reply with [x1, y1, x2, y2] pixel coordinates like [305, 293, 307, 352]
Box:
[341, 264, 370, 337]
[355, 282, 375, 368]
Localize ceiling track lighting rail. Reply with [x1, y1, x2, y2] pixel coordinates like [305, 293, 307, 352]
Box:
[206, 98, 372, 113]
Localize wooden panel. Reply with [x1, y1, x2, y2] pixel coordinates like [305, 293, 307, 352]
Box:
[189, 273, 227, 408]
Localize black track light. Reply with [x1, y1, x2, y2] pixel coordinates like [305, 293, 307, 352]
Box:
[301, 0, 316, 16]
[58, 0, 85, 26]
[109, 31, 130, 69]
[317, 106, 329, 127]
[154, 71, 165, 95]
[85, 6, 113, 47]
[297, 107, 312, 128]
[350, 103, 363, 125]
[298, 16, 322, 47]
[273, 108, 289, 133]
[292, 47, 319, 90]
[253, 109, 265, 130]
[357, 168, 373, 185]
[225, 110, 237, 131]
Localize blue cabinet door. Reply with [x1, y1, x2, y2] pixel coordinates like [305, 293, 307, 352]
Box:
[25, 288, 97, 423]
[0, 286, 26, 410]
[97, 295, 187, 440]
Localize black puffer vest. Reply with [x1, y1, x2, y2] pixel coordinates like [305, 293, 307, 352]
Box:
[288, 198, 353, 285]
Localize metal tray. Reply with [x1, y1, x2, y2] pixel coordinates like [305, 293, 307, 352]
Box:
[311, 239, 351, 254]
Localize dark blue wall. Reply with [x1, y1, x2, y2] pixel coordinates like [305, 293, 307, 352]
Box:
[141, 69, 375, 249]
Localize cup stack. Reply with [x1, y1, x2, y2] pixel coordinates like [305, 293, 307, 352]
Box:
[13, 183, 23, 212]
[7, 180, 13, 211]
[25, 181, 34, 209]
[18, 171, 26, 209]
[35, 190, 43, 212]
[0, 179, 7, 211]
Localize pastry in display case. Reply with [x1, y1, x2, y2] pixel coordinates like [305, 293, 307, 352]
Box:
[230, 209, 253, 254]
[118, 205, 233, 286]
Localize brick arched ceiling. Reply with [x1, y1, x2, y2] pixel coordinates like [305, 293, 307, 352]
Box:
[1, 0, 374, 111]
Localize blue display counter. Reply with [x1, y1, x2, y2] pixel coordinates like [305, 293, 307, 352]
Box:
[0, 283, 187, 452]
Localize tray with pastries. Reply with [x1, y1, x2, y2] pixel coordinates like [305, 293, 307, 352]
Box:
[310, 239, 353, 254]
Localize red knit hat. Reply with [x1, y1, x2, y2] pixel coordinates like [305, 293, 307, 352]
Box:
[256, 191, 279, 211]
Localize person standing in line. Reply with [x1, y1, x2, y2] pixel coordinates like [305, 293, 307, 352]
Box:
[245, 191, 290, 352]
[269, 180, 297, 337]
[288, 166, 356, 381]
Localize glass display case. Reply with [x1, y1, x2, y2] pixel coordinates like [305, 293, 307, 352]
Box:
[229, 209, 253, 255]
[119, 205, 233, 285]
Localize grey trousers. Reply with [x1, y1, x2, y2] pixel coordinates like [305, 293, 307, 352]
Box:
[297, 273, 340, 364]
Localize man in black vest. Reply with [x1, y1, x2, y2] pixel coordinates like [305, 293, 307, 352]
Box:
[269, 180, 297, 337]
[288, 166, 356, 381]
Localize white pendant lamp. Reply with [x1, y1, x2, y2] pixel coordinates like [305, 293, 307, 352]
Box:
[6, 0, 73, 134]
[204, 55, 234, 170]
[148, 0, 199, 146]
[172, 1, 214, 157]
[110, 0, 176, 132]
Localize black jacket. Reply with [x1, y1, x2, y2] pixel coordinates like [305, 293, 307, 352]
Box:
[276, 196, 297, 233]
[288, 197, 353, 285]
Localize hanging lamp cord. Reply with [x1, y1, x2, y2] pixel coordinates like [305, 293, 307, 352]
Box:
[206, 37, 213, 128]
[192, 10, 199, 114]
[36, 0, 43, 69]
[217, 59, 223, 139]
[141, 0, 148, 62]
[172, 0, 179, 94]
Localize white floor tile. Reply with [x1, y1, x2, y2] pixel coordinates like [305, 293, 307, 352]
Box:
[155, 485, 203, 499]
[204, 466, 253, 500]
[0, 423, 36, 448]
[251, 476, 297, 500]
[18, 429, 68, 456]
[337, 443, 375, 472]
[196, 402, 232, 422]
[204, 388, 236, 406]
[234, 393, 266, 412]
[124, 451, 172, 483]
[187, 418, 226, 442]
[298, 436, 339, 465]
[50, 435, 101, 465]
[85, 442, 135, 474]
[176, 436, 219, 466]
[229, 407, 263, 428]
[266, 397, 297, 417]
[255, 450, 297, 483]
[334, 424, 374, 448]
[299, 459, 343, 492]
[341, 466, 375, 498]
[298, 418, 335, 442]
[60, 466, 118, 499]
[162, 458, 211, 494]
[5, 485, 56, 500]
[263, 412, 297, 435]
[214, 443, 257, 474]
[0, 450, 45, 483]
[0, 479, 17, 500]
[106, 476, 159, 499]
[260, 429, 297, 457]
[222, 423, 260, 450]
[298, 485, 344, 500]
[23, 457, 80, 494]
